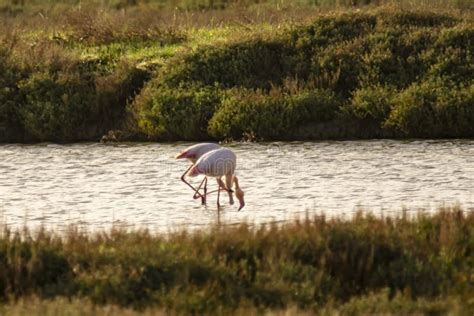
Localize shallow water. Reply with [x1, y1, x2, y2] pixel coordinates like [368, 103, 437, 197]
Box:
[0, 140, 473, 232]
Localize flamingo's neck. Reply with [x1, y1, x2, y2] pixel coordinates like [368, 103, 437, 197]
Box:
[233, 176, 240, 190]
[233, 175, 245, 211]
[233, 176, 244, 198]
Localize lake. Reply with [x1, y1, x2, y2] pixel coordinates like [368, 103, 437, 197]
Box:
[1, 140, 473, 232]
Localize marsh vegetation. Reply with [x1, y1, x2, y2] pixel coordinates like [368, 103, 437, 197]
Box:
[0, 208, 473, 314]
[0, 0, 472, 142]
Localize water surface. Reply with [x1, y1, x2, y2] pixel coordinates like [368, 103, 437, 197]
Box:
[1, 140, 473, 232]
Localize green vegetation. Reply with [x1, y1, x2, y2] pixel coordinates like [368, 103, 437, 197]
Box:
[0, 208, 472, 314]
[135, 11, 474, 141]
[0, 1, 473, 142]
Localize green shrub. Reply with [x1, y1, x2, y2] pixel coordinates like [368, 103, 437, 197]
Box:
[357, 29, 434, 89]
[386, 79, 474, 137]
[18, 71, 97, 142]
[2, 9, 473, 142]
[349, 85, 395, 123]
[208, 88, 338, 140]
[17, 60, 149, 142]
[137, 11, 473, 141]
[94, 61, 150, 132]
[424, 46, 473, 84]
[162, 39, 287, 90]
[135, 85, 221, 140]
[434, 25, 474, 50]
[161, 14, 377, 91]
[289, 14, 376, 51]
[310, 41, 364, 95]
[208, 88, 291, 140]
[0, 46, 24, 142]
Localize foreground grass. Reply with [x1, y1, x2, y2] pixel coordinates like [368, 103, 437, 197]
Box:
[0, 2, 473, 142]
[0, 293, 469, 315]
[0, 208, 472, 314]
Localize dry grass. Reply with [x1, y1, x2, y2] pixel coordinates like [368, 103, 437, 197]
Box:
[0, 207, 472, 314]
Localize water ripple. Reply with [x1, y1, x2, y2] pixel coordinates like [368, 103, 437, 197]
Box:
[0, 140, 473, 231]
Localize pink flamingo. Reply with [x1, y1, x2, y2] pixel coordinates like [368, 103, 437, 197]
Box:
[175, 143, 221, 204]
[188, 148, 245, 211]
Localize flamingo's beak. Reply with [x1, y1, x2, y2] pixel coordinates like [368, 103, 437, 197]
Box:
[175, 152, 187, 159]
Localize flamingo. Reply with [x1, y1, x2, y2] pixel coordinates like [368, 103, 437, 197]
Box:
[188, 148, 245, 211]
[175, 143, 221, 204]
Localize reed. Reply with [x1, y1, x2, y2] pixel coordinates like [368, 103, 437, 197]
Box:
[0, 207, 472, 313]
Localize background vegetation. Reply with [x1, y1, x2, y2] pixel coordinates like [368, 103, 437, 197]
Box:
[0, 0, 472, 142]
[0, 208, 472, 314]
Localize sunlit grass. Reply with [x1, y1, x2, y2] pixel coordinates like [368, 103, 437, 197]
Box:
[0, 293, 468, 315]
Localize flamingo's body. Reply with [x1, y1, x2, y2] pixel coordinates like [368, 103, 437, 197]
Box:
[175, 143, 221, 204]
[188, 148, 245, 211]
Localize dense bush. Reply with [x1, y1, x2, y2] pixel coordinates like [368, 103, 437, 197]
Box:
[133, 11, 473, 141]
[1, 8, 473, 142]
[208, 88, 338, 139]
[0, 46, 24, 142]
[356, 29, 430, 89]
[349, 85, 395, 123]
[386, 80, 474, 137]
[0, 209, 472, 313]
[18, 71, 97, 141]
[158, 14, 377, 91]
[0, 40, 149, 142]
[93, 61, 151, 134]
[134, 84, 221, 140]
[423, 26, 474, 84]
[160, 39, 288, 90]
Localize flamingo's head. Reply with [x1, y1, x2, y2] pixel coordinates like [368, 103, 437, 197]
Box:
[236, 188, 245, 211]
[175, 151, 196, 161]
[233, 176, 245, 211]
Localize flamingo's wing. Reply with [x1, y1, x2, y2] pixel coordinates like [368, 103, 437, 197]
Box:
[195, 148, 236, 177]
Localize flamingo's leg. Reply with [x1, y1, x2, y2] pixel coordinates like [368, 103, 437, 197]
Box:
[193, 177, 207, 200]
[202, 187, 233, 196]
[217, 178, 226, 191]
[216, 178, 221, 208]
[181, 165, 204, 199]
[202, 178, 233, 197]
[225, 174, 234, 205]
[202, 177, 207, 205]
